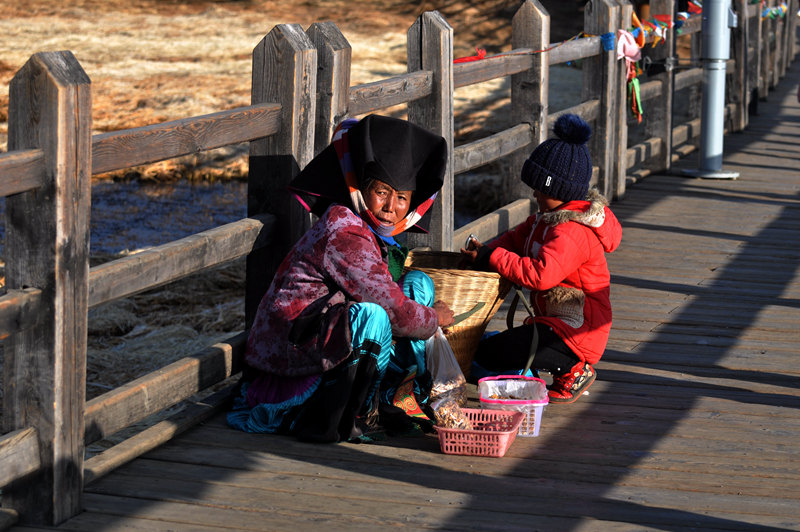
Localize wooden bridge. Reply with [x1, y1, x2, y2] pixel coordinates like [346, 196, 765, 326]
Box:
[2, 0, 799, 529]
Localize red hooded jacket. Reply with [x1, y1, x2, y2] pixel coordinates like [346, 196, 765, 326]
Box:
[487, 189, 622, 365]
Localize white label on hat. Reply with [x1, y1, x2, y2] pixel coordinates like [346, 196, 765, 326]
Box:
[545, 175, 552, 187]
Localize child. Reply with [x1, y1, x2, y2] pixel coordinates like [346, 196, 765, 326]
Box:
[460, 114, 622, 403]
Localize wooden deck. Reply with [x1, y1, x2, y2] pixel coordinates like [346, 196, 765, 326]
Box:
[15, 62, 800, 531]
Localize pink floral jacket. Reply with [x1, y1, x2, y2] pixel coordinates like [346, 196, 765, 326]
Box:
[245, 204, 439, 377]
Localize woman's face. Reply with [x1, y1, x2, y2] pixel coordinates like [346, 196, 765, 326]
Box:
[363, 179, 412, 226]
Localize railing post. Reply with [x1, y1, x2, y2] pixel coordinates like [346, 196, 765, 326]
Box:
[2, 51, 91, 525]
[582, 0, 621, 200]
[306, 21, 351, 155]
[641, 0, 676, 173]
[406, 11, 454, 251]
[508, 0, 549, 206]
[731, 0, 750, 131]
[613, 0, 633, 199]
[759, 1, 771, 99]
[247, 25, 317, 327]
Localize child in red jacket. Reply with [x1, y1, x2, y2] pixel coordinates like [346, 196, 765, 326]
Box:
[461, 114, 622, 403]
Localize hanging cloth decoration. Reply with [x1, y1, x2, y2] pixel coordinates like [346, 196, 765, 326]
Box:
[630, 10, 647, 47]
[628, 76, 644, 123]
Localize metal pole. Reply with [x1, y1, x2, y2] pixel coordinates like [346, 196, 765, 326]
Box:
[682, 0, 740, 179]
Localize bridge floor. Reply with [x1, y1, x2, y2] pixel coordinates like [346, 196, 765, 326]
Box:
[16, 61, 800, 531]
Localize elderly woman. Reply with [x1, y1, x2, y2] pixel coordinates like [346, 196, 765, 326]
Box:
[228, 115, 454, 443]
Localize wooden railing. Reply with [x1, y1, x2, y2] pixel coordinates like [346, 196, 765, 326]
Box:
[0, 0, 797, 527]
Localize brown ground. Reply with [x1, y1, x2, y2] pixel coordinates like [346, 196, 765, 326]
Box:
[0, 1, 586, 426]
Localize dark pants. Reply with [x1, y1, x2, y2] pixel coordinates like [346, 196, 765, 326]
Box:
[473, 323, 580, 376]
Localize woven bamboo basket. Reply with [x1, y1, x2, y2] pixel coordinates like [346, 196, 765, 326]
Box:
[404, 250, 511, 376]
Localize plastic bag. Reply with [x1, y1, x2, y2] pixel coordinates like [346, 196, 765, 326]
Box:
[426, 327, 467, 406]
[430, 395, 472, 430]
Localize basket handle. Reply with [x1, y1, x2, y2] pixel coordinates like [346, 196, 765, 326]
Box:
[507, 285, 539, 375]
[451, 301, 485, 326]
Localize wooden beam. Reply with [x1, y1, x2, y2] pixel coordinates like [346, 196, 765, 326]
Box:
[507, 0, 549, 205]
[91, 103, 281, 175]
[247, 24, 317, 327]
[406, 11, 455, 251]
[0, 288, 43, 341]
[347, 71, 432, 116]
[306, 22, 351, 154]
[453, 124, 534, 174]
[453, 198, 534, 250]
[0, 148, 45, 197]
[89, 214, 275, 308]
[84, 384, 237, 485]
[83, 332, 246, 446]
[0, 428, 41, 489]
[3, 50, 91, 526]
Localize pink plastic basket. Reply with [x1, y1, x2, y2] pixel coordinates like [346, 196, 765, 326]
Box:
[435, 408, 524, 457]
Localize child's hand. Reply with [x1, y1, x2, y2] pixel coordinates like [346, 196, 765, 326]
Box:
[459, 234, 482, 269]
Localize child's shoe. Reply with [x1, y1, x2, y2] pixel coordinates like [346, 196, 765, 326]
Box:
[547, 361, 596, 404]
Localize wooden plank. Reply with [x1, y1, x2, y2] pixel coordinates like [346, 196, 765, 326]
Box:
[88, 214, 275, 308]
[91, 103, 282, 175]
[83, 332, 245, 446]
[452, 198, 533, 250]
[405, 11, 455, 251]
[346, 70, 432, 116]
[3, 50, 91, 526]
[306, 21, 351, 154]
[582, 0, 620, 198]
[0, 428, 40, 488]
[453, 123, 533, 174]
[0, 148, 45, 197]
[247, 24, 317, 327]
[0, 288, 43, 341]
[453, 49, 533, 88]
[506, 0, 549, 204]
[84, 384, 237, 484]
[547, 35, 603, 65]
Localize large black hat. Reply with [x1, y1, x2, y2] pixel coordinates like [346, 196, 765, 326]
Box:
[289, 115, 447, 232]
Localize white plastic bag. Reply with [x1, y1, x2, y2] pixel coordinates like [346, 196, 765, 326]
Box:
[426, 327, 467, 406]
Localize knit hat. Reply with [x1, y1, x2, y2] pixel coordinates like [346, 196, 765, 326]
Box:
[521, 114, 593, 203]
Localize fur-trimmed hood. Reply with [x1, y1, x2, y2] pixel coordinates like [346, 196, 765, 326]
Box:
[538, 188, 621, 253]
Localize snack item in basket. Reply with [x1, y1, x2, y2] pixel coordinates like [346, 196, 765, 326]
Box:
[430, 374, 468, 406]
[430, 396, 473, 430]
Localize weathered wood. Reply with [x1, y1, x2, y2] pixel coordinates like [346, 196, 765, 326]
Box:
[84, 384, 237, 485]
[83, 332, 246, 446]
[3, 50, 91, 526]
[453, 198, 533, 250]
[611, 0, 632, 200]
[507, 0, 549, 206]
[643, 0, 676, 173]
[405, 11, 455, 251]
[730, 0, 750, 131]
[548, 35, 603, 65]
[0, 148, 46, 197]
[91, 103, 282, 175]
[674, 67, 703, 91]
[306, 21, 351, 154]
[0, 509, 19, 531]
[453, 50, 532, 88]
[453, 123, 534, 174]
[347, 70, 432, 115]
[89, 214, 275, 308]
[0, 428, 41, 489]
[0, 288, 43, 341]
[582, 0, 620, 198]
[247, 24, 317, 327]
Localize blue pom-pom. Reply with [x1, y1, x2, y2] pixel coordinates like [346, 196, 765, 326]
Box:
[553, 114, 592, 145]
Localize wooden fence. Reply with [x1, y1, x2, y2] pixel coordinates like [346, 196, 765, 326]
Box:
[0, 0, 797, 526]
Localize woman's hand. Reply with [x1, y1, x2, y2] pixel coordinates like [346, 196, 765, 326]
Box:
[433, 300, 455, 328]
